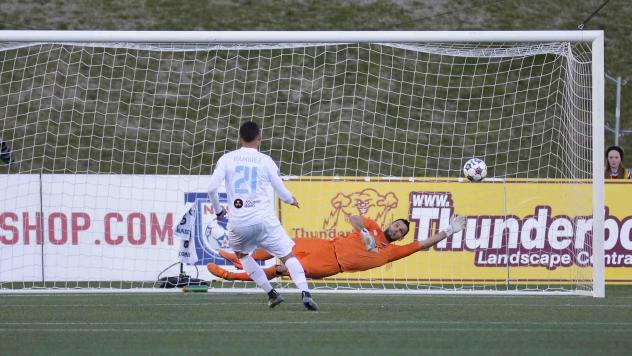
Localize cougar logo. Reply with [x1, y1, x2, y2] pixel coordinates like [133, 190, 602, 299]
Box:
[323, 188, 398, 229]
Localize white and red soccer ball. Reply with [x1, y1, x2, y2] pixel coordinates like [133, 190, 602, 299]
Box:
[463, 158, 487, 182]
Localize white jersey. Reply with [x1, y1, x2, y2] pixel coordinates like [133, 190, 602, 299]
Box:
[208, 147, 293, 227]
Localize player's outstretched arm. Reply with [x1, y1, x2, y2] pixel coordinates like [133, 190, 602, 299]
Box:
[266, 158, 299, 207]
[348, 215, 366, 231]
[207, 156, 227, 214]
[419, 215, 466, 250]
[349, 215, 376, 251]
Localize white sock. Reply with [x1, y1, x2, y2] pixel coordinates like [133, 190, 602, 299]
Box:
[284, 257, 309, 293]
[240, 255, 273, 293]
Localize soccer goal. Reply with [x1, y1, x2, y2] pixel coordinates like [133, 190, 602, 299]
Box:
[0, 31, 604, 296]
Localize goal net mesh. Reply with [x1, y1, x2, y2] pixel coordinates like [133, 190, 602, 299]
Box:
[0, 40, 595, 293]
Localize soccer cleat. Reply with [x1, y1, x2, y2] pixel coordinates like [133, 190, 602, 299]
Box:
[219, 249, 243, 269]
[207, 263, 229, 279]
[267, 289, 284, 308]
[301, 291, 319, 311]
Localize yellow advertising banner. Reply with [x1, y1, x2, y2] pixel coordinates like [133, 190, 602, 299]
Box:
[279, 178, 632, 284]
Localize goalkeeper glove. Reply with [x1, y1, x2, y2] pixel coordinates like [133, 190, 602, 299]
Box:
[441, 215, 466, 237]
[360, 228, 376, 251]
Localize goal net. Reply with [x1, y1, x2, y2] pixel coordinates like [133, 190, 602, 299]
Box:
[0, 31, 604, 296]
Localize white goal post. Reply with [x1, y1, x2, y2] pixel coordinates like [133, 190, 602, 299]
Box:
[0, 31, 604, 297]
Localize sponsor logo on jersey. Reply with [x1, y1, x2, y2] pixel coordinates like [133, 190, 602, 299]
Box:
[234, 198, 243, 208]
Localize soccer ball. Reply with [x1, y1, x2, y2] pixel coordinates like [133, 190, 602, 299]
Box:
[463, 158, 487, 182]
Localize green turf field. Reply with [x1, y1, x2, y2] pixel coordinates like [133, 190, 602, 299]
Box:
[1, 286, 631, 356]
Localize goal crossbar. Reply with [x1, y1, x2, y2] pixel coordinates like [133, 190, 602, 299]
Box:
[0, 30, 604, 43]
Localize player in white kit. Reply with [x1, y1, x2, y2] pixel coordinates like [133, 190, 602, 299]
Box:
[207, 121, 318, 311]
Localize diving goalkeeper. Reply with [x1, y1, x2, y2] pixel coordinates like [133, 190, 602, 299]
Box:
[207, 215, 466, 281]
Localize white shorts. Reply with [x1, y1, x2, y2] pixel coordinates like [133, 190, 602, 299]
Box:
[227, 221, 295, 257]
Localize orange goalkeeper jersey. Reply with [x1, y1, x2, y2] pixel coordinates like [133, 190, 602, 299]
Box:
[333, 217, 420, 273]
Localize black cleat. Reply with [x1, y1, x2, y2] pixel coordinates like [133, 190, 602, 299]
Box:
[267, 289, 284, 308]
[301, 291, 319, 311]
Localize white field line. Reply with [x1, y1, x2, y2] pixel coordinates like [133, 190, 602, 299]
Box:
[3, 291, 632, 299]
[2, 320, 632, 326]
[0, 302, 630, 308]
[1, 328, 632, 333]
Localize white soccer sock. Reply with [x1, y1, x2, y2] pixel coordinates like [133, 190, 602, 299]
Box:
[240, 255, 273, 293]
[284, 257, 309, 293]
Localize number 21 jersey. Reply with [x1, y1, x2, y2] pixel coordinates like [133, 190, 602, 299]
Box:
[208, 147, 293, 227]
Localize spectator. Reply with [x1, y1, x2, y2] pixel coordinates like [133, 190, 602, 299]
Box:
[605, 145, 632, 179]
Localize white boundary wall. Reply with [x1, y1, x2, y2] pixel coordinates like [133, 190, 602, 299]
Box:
[1, 174, 214, 281]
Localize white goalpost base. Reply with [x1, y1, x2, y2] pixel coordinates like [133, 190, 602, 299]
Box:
[0, 31, 604, 297]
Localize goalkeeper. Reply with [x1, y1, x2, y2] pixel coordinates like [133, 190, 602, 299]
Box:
[207, 215, 465, 281]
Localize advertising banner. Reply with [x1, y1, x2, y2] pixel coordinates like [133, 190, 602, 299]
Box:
[0, 175, 238, 282]
[280, 178, 632, 284]
[2, 175, 630, 284]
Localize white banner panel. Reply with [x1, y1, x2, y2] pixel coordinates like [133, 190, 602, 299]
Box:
[0, 174, 236, 282]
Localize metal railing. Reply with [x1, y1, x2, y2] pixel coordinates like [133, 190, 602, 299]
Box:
[605, 73, 630, 145]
